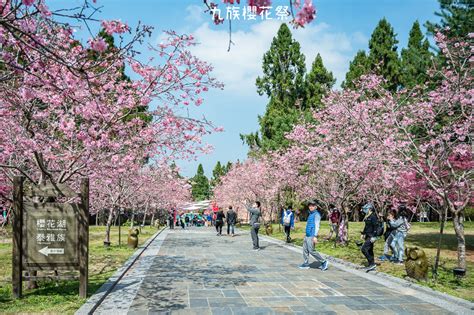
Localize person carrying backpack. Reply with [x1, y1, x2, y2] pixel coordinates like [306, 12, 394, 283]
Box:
[281, 206, 295, 243]
[215, 209, 225, 236]
[360, 203, 381, 272]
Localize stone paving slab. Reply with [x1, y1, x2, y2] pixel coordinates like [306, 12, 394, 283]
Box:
[94, 227, 470, 314]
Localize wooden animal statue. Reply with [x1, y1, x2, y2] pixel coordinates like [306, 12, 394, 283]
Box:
[265, 222, 273, 235]
[405, 247, 429, 281]
[128, 228, 140, 249]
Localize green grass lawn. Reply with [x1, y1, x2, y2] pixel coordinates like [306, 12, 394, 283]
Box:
[246, 221, 474, 302]
[0, 225, 157, 313]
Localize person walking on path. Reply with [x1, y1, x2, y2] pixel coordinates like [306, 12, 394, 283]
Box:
[281, 206, 295, 243]
[168, 211, 174, 229]
[215, 209, 225, 236]
[245, 201, 262, 250]
[226, 206, 237, 236]
[299, 200, 329, 271]
[360, 203, 379, 272]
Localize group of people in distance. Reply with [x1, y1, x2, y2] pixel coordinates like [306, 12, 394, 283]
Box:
[168, 199, 410, 273]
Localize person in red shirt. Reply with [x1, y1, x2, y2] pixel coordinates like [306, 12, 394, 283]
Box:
[325, 204, 341, 241]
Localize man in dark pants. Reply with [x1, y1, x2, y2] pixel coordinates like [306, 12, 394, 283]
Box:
[361, 203, 378, 272]
[281, 206, 295, 243]
[226, 206, 237, 236]
[246, 201, 262, 251]
[168, 211, 174, 229]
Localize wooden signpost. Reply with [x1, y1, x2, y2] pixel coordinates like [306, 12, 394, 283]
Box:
[12, 177, 89, 299]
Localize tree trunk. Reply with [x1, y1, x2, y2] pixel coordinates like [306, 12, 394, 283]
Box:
[433, 207, 446, 278]
[353, 208, 359, 222]
[452, 210, 466, 270]
[142, 212, 147, 226]
[130, 212, 135, 228]
[104, 210, 114, 245]
[339, 205, 349, 245]
[150, 212, 155, 227]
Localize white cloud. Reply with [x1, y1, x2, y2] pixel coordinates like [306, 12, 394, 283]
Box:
[186, 19, 367, 94]
[176, 7, 368, 94]
[185, 5, 206, 24]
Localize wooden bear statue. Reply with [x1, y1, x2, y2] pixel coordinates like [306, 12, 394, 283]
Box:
[405, 247, 429, 281]
[128, 228, 140, 249]
[265, 222, 273, 235]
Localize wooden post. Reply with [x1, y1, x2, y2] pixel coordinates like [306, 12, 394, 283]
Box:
[12, 176, 24, 299]
[79, 178, 89, 298]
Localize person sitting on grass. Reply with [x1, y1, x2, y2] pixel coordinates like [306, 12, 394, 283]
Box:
[360, 203, 378, 272]
[298, 200, 329, 271]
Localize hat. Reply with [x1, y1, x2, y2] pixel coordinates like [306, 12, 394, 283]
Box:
[308, 199, 318, 206]
[362, 203, 374, 211]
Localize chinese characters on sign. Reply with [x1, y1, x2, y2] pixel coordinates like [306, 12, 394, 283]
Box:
[211, 6, 290, 21]
[36, 218, 67, 245]
[25, 204, 78, 265]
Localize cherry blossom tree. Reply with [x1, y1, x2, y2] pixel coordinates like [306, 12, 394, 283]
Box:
[0, 0, 222, 213]
[325, 33, 473, 269]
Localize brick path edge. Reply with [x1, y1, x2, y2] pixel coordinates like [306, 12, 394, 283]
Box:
[75, 227, 166, 315]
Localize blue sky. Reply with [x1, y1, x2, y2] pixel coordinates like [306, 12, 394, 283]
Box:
[51, 0, 441, 177]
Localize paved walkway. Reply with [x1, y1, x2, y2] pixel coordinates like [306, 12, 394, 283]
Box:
[92, 227, 466, 315]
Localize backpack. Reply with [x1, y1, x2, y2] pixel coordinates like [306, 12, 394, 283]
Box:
[375, 213, 385, 237]
[283, 211, 292, 226]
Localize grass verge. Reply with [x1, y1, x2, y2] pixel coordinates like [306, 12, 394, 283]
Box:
[0, 225, 156, 313]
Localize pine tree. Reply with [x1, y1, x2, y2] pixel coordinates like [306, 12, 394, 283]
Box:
[243, 23, 306, 153]
[211, 161, 224, 187]
[191, 164, 210, 201]
[426, 0, 473, 39]
[367, 18, 401, 92]
[342, 50, 369, 89]
[304, 53, 335, 110]
[225, 161, 232, 174]
[400, 21, 433, 89]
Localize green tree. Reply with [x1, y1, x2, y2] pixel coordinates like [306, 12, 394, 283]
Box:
[426, 0, 474, 39]
[242, 23, 306, 153]
[400, 21, 434, 89]
[224, 161, 232, 174]
[342, 50, 369, 89]
[191, 164, 210, 201]
[367, 18, 401, 92]
[304, 53, 335, 110]
[210, 161, 225, 187]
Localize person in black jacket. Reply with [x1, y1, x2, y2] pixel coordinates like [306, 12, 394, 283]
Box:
[226, 206, 237, 236]
[215, 209, 225, 236]
[360, 203, 378, 272]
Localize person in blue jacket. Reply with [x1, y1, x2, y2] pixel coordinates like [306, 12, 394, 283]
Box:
[298, 200, 329, 271]
[281, 205, 295, 243]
